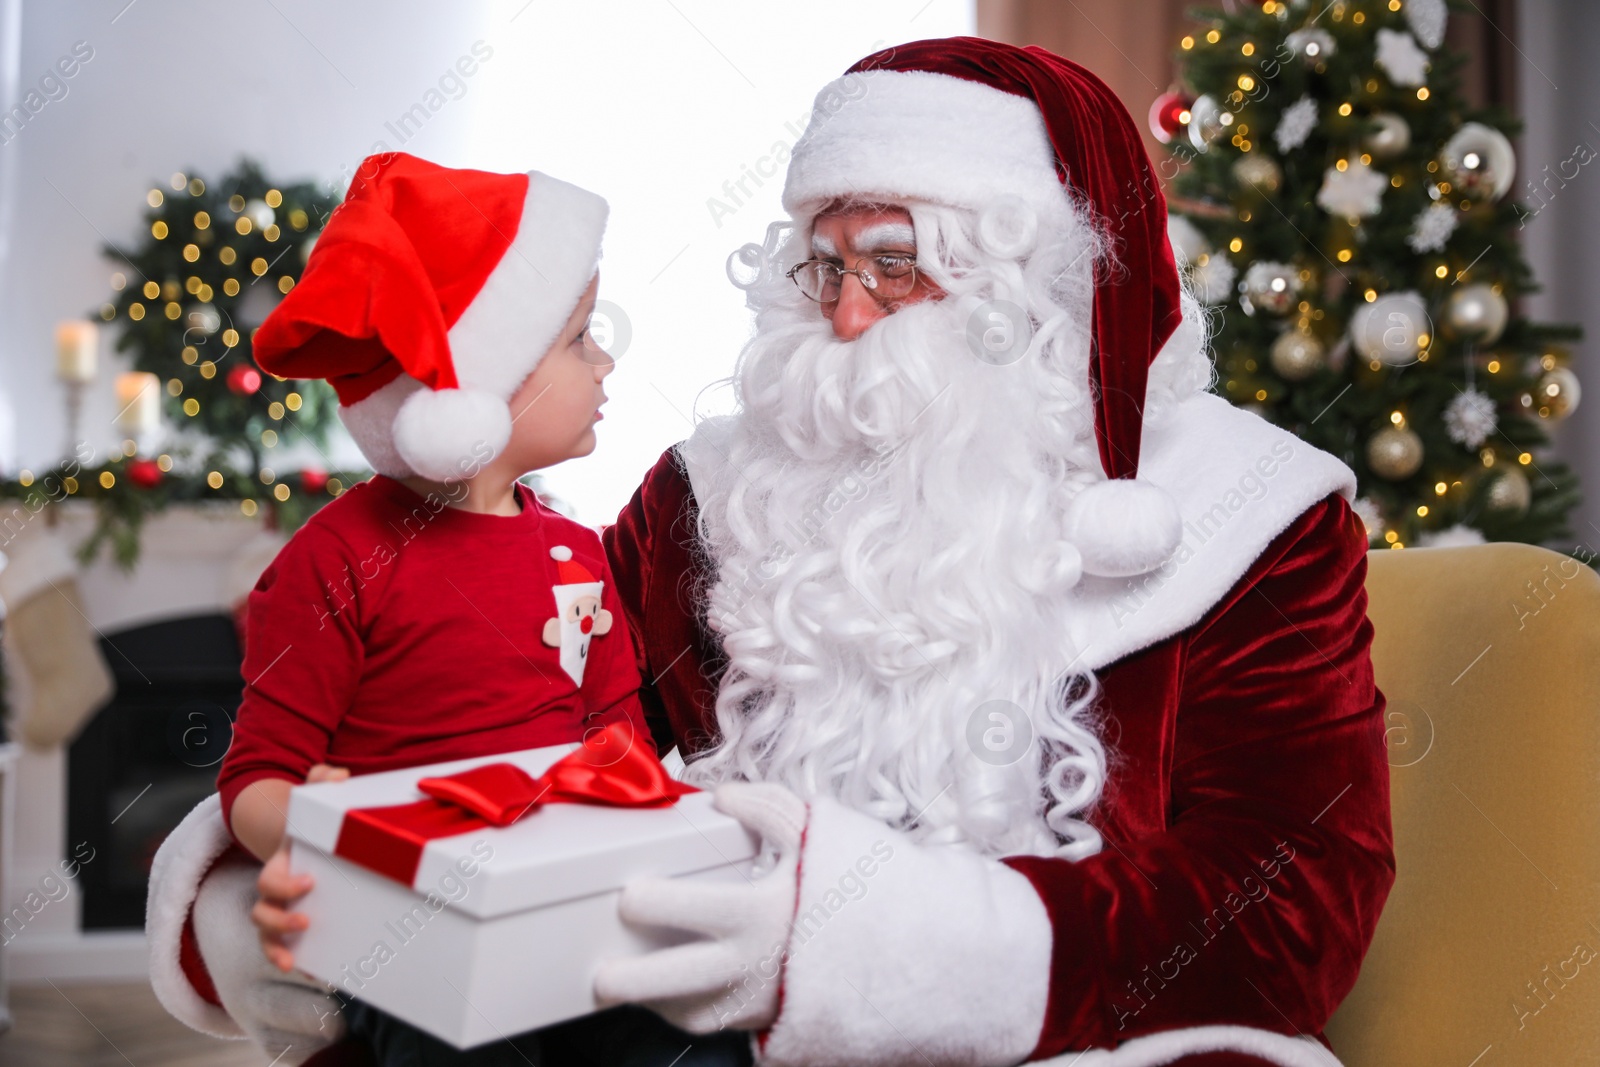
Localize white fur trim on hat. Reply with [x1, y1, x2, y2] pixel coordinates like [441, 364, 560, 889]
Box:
[782, 69, 1065, 218]
[449, 171, 608, 401]
[146, 792, 248, 1039]
[339, 172, 607, 481]
[337, 372, 424, 478]
[392, 385, 512, 482]
[1064, 477, 1185, 578]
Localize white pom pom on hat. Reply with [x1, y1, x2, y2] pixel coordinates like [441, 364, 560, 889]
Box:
[391, 385, 512, 482]
[1063, 478, 1183, 579]
[252, 152, 609, 480]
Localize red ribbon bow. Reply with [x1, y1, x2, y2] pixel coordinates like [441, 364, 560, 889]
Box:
[331, 722, 697, 886]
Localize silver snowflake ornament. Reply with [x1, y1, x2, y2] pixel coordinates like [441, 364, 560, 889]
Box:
[1405, 0, 1448, 49]
[1408, 201, 1459, 253]
[1189, 253, 1237, 306]
[1352, 496, 1385, 542]
[1317, 157, 1387, 218]
[1444, 388, 1498, 449]
[1375, 28, 1429, 87]
[1275, 96, 1318, 154]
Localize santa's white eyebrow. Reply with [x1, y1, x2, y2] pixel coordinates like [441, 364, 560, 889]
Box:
[810, 231, 839, 258]
[853, 222, 916, 251]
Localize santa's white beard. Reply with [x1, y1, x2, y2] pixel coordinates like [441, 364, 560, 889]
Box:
[682, 289, 1112, 860]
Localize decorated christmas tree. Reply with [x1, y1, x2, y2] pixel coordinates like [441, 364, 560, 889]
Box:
[1151, 0, 1583, 552]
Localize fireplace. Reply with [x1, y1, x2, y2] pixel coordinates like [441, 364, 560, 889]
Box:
[2, 502, 277, 981]
[68, 613, 243, 930]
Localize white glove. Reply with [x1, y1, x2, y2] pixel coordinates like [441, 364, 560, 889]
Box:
[594, 781, 808, 1034]
[191, 853, 347, 1065]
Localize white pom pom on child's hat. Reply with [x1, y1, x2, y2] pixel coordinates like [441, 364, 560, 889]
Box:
[252, 152, 608, 481]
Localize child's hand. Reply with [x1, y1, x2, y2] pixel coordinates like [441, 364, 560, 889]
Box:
[252, 843, 312, 972]
[250, 763, 347, 971]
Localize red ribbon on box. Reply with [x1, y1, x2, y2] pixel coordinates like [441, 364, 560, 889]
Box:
[331, 722, 699, 886]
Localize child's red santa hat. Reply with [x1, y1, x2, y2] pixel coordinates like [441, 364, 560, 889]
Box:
[254, 152, 608, 481]
[782, 38, 1188, 578]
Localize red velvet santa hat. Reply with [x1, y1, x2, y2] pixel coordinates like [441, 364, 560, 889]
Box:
[783, 38, 1187, 578]
[254, 152, 608, 481]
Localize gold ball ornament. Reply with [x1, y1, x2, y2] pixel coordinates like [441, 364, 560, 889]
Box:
[1367, 426, 1425, 480]
[1485, 466, 1531, 516]
[1233, 154, 1283, 194]
[1534, 366, 1581, 420]
[1444, 283, 1509, 344]
[1270, 328, 1326, 380]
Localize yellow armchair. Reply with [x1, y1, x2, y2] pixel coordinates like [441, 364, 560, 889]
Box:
[1326, 542, 1600, 1064]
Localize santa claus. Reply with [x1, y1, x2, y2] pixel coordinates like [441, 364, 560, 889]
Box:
[146, 38, 1392, 1067]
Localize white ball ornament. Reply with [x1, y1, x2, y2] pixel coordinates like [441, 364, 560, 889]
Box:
[1350, 291, 1431, 366]
[1444, 283, 1509, 344]
[1239, 261, 1299, 317]
[1364, 113, 1412, 160]
[1187, 95, 1228, 152]
[1166, 214, 1210, 266]
[244, 198, 276, 231]
[1440, 123, 1516, 202]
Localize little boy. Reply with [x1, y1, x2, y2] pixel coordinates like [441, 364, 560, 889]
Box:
[219, 153, 750, 1067]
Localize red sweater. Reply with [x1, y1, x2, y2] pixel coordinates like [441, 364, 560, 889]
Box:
[216, 475, 647, 843]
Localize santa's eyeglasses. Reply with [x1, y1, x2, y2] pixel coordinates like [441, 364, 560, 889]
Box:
[786, 255, 920, 304]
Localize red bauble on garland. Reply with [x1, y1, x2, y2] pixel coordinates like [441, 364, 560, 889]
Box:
[1148, 90, 1193, 144]
[226, 365, 263, 395]
[300, 468, 329, 493]
[126, 458, 163, 489]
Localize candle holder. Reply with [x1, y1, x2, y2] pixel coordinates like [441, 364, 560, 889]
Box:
[55, 320, 99, 464]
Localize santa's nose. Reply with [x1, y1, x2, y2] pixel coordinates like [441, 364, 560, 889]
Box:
[580, 616, 593, 634]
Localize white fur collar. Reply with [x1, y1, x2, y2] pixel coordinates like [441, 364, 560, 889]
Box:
[678, 392, 1356, 675]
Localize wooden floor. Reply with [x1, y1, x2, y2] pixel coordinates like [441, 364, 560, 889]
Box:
[0, 980, 268, 1066]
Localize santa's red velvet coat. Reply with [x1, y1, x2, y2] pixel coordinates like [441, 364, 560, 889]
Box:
[602, 411, 1393, 1066]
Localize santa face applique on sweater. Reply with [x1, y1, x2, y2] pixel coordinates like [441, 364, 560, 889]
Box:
[541, 545, 614, 687]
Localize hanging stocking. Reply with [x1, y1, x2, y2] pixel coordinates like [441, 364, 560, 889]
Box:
[0, 525, 115, 749]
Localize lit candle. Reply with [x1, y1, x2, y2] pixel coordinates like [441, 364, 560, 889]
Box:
[55, 321, 99, 382]
[114, 371, 161, 436]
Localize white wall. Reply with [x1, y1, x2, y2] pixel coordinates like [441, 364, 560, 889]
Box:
[0, 0, 974, 526]
[1517, 0, 1600, 550]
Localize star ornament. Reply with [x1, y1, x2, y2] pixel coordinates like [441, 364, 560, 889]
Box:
[1317, 157, 1388, 219]
[1375, 28, 1429, 87]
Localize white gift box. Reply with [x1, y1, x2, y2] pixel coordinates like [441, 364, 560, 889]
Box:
[285, 740, 759, 1050]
